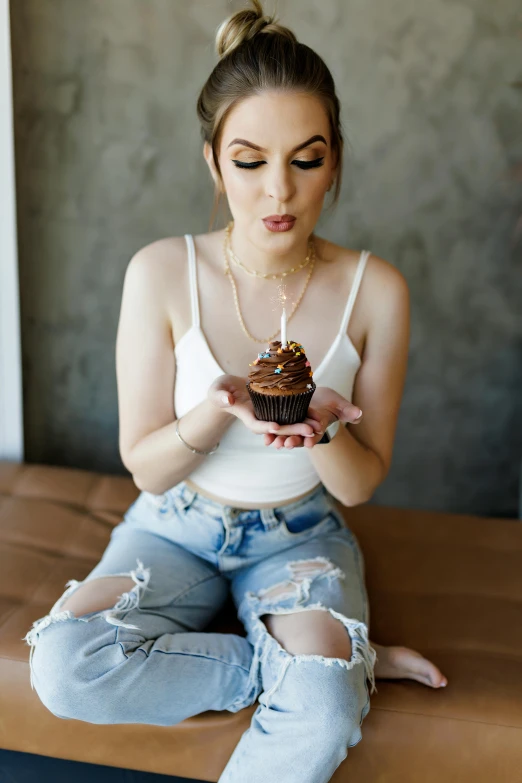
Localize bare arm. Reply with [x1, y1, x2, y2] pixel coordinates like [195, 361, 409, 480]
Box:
[307, 256, 411, 506]
[123, 401, 235, 495]
[116, 241, 235, 495]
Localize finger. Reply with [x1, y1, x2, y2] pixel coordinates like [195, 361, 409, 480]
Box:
[303, 415, 322, 433]
[303, 418, 326, 436]
[250, 419, 281, 435]
[270, 422, 315, 438]
[303, 415, 323, 434]
[210, 389, 234, 408]
[339, 405, 363, 423]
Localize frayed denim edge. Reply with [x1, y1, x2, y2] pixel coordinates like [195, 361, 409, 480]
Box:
[237, 556, 378, 710]
[22, 558, 153, 692]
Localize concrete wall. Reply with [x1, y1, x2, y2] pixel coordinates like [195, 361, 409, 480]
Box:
[10, 0, 522, 516]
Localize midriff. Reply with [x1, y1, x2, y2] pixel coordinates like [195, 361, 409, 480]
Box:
[184, 477, 323, 511]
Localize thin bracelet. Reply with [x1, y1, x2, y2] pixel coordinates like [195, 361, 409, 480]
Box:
[175, 417, 220, 455]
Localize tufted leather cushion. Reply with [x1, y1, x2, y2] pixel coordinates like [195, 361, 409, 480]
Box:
[1, 461, 521, 782]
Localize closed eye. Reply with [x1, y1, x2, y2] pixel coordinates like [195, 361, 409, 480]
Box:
[232, 157, 325, 170]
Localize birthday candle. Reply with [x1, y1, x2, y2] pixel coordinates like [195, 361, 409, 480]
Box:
[281, 306, 287, 348]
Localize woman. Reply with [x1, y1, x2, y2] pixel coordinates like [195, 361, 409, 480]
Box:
[24, 3, 447, 781]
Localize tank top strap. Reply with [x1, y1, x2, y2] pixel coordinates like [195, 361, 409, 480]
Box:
[339, 249, 371, 335]
[183, 234, 200, 328]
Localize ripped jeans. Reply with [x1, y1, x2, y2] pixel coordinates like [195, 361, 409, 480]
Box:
[23, 480, 377, 783]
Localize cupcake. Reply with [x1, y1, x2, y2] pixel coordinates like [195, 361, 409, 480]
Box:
[246, 339, 316, 425]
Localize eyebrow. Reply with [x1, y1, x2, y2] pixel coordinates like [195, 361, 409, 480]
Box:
[227, 134, 328, 153]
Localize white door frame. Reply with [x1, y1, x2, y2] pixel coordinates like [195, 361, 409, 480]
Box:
[0, 0, 23, 461]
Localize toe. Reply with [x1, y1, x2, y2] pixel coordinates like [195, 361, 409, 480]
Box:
[396, 648, 448, 688]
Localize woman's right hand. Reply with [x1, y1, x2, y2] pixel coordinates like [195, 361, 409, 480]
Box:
[207, 374, 321, 440]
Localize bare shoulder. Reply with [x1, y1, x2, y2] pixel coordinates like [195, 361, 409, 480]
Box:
[320, 237, 409, 316]
[328, 240, 406, 289]
[122, 235, 190, 317]
[353, 249, 409, 343]
[126, 235, 187, 280]
[361, 250, 409, 306]
[320, 236, 407, 286]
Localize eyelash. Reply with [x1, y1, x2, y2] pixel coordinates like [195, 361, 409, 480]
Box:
[232, 157, 325, 170]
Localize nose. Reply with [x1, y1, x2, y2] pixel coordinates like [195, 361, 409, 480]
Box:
[264, 160, 296, 205]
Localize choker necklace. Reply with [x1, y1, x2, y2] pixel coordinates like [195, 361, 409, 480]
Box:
[224, 220, 313, 279]
[223, 223, 316, 344]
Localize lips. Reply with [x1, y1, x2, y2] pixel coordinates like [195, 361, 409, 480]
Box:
[263, 214, 296, 222]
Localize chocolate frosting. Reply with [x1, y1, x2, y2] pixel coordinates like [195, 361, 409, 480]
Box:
[248, 340, 314, 392]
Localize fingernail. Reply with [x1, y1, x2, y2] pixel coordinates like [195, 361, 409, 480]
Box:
[221, 395, 229, 405]
[269, 429, 279, 434]
[439, 681, 447, 687]
[354, 410, 363, 420]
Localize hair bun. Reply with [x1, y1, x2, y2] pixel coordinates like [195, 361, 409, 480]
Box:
[215, 0, 295, 60]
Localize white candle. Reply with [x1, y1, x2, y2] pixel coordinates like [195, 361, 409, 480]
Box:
[281, 306, 287, 347]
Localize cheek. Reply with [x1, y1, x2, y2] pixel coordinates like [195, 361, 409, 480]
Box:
[313, 178, 329, 195]
[223, 172, 257, 204]
[305, 177, 330, 206]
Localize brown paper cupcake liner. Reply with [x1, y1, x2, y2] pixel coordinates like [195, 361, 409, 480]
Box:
[246, 382, 316, 425]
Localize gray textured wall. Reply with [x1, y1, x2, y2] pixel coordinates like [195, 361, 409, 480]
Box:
[10, 0, 522, 516]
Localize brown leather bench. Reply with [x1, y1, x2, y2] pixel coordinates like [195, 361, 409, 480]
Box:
[1, 460, 521, 782]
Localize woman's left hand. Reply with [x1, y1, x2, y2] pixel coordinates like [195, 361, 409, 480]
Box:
[263, 386, 363, 450]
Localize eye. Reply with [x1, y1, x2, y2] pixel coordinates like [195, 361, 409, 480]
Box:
[232, 161, 265, 169]
[232, 157, 325, 170]
[294, 157, 325, 169]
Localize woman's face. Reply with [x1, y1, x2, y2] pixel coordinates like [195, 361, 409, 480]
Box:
[205, 91, 337, 251]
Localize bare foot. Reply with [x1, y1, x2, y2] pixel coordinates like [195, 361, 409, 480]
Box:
[371, 642, 448, 688]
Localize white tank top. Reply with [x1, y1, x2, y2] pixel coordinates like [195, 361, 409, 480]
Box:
[174, 234, 370, 505]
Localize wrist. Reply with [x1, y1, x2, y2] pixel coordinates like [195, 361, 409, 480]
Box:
[176, 417, 220, 456]
[204, 396, 235, 424]
[202, 399, 237, 447]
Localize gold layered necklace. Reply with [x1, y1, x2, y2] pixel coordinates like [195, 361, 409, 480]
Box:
[223, 220, 316, 344]
[226, 222, 314, 280]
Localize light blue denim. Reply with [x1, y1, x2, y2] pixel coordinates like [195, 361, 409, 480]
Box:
[23, 480, 377, 783]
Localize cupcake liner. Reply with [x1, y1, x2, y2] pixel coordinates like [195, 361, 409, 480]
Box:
[246, 382, 316, 425]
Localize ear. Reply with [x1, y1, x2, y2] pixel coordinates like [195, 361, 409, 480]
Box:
[203, 141, 223, 192]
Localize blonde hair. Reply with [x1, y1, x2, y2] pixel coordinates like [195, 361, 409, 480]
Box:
[196, 0, 347, 231]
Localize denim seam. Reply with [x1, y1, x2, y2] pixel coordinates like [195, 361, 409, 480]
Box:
[119, 646, 250, 673]
[168, 573, 224, 606]
[280, 511, 342, 539]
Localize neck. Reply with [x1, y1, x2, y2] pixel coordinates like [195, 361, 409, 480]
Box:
[227, 223, 314, 277]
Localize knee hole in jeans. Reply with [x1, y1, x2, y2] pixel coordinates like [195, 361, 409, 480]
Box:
[60, 576, 136, 618]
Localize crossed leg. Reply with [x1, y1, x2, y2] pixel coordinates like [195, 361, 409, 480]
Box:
[60, 577, 448, 689]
